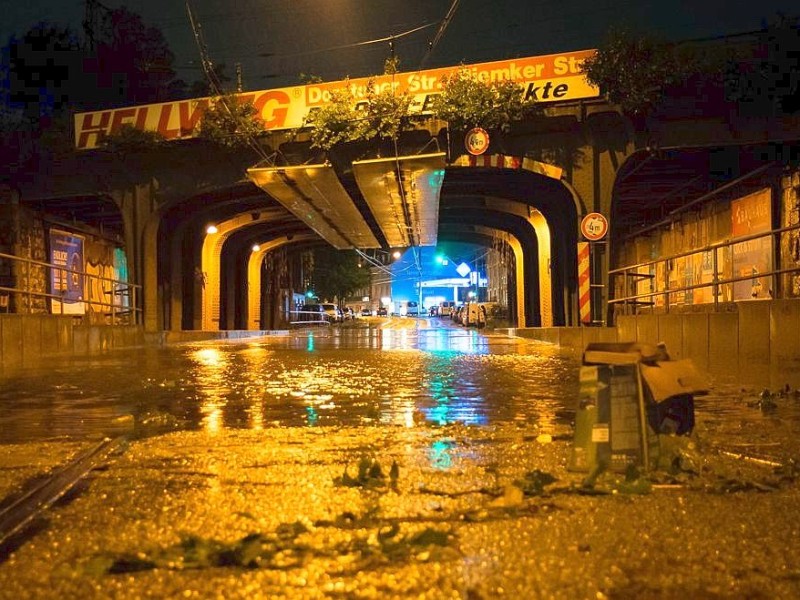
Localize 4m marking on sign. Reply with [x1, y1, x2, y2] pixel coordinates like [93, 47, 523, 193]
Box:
[580, 212, 608, 241]
[465, 128, 490, 156]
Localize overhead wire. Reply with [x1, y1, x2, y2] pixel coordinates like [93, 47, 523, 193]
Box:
[420, 0, 461, 68]
[257, 21, 438, 59]
[185, 0, 273, 164]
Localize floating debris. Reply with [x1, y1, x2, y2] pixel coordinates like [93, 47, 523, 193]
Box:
[334, 456, 399, 490]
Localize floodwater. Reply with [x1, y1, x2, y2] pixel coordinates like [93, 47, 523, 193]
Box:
[0, 323, 579, 444]
[1, 319, 799, 460]
[3, 320, 800, 599]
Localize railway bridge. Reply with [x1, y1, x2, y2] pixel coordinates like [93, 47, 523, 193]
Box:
[2, 47, 800, 385]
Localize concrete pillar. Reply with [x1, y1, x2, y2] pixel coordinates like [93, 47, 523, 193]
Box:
[118, 181, 160, 333]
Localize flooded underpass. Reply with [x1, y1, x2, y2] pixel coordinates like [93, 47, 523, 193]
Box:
[0, 326, 577, 442]
[1, 322, 799, 599]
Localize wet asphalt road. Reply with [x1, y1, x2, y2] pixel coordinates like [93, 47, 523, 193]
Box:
[0, 317, 578, 444]
[0, 318, 799, 599]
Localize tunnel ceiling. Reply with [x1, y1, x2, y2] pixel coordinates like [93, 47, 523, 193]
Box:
[612, 145, 784, 239]
[246, 164, 380, 249]
[22, 194, 125, 240]
[42, 144, 786, 262]
[247, 152, 446, 250]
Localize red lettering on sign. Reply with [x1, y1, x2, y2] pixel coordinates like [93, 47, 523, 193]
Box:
[110, 108, 138, 135]
[252, 90, 290, 129]
[156, 104, 179, 139]
[76, 111, 111, 149]
[179, 100, 209, 136]
[135, 106, 148, 130]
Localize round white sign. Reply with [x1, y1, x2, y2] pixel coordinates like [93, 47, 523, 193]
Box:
[465, 127, 490, 156]
[580, 212, 609, 241]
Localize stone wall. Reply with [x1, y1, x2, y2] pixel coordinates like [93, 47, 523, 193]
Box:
[0, 203, 48, 313]
[0, 201, 126, 321]
[780, 170, 800, 297]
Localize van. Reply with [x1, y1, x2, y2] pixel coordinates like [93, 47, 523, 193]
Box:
[462, 302, 486, 328]
[439, 301, 456, 317]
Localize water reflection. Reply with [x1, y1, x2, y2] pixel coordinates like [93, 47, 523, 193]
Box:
[429, 438, 455, 470]
[0, 328, 582, 443]
[191, 347, 227, 434]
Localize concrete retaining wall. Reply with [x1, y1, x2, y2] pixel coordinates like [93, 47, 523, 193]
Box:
[0, 314, 145, 368]
[145, 330, 289, 346]
[6, 305, 798, 390]
[0, 314, 292, 368]
[514, 299, 800, 389]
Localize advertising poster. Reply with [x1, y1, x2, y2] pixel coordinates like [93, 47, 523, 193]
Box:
[681, 255, 694, 305]
[49, 229, 85, 314]
[114, 247, 130, 312]
[693, 250, 716, 304]
[668, 258, 685, 306]
[731, 189, 772, 300]
[654, 263, 665, 308]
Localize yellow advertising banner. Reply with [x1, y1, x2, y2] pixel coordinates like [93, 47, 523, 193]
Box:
[73, 49, 598, 150]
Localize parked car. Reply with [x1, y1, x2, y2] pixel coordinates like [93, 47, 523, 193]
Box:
[360, 307, 372, 317]
[320, 303, 342, 323]
[376, 307, 388, 316]
[342, 307, 355, 320]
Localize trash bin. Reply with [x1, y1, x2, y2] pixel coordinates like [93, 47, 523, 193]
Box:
[569, 342, 709, 473]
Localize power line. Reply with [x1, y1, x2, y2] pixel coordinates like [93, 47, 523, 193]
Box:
[420, 0, 461, 68]
[257, 20, 437, 59]
[185, 0, 272, 163]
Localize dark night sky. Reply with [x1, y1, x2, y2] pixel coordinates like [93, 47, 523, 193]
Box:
[1, 0, 798, 90]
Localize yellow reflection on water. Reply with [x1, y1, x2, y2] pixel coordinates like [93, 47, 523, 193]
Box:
[191, 347, 228, 434]
[203, 406, 223, 433]
[193, 347, 224, 367]
[239, 345, 274, 430]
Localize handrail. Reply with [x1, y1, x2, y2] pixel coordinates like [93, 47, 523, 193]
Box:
[609, 222, 800, 276]
[288, 309, 333, 327]
[608, 222, 800, 315]
[0, 251, 142, 324]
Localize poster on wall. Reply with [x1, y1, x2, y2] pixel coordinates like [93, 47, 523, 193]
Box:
[693, 250, 716, 305]
[114, 247, 130, 312]
[731, 188, 772, 300]
[49, 229, 85, 315]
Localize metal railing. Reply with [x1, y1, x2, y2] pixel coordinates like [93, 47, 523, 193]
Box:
[608, 222, 800, 316]
[0, 251, 142, 325]
[288, 309, 334, 327]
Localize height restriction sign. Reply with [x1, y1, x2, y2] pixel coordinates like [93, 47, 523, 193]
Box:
[580, 212, 608, 241]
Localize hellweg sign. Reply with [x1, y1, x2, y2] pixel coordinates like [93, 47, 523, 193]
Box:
[73, 49, 598, 150]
